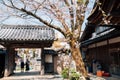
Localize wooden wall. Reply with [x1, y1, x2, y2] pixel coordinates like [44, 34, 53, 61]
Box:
[85, 39, 120, 74]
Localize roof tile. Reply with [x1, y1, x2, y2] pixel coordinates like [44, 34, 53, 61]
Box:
[0, 25, 55, 41]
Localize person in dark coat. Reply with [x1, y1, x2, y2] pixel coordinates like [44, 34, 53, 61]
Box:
[20, 59, 24, 72]
[14, 62, 16, 71]
[25, 59, 30, 71]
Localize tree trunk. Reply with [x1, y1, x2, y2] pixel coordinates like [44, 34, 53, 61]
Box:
[69, 39, 88, 78]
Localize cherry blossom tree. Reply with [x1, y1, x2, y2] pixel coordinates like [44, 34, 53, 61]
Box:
[1, 0, 89, 78]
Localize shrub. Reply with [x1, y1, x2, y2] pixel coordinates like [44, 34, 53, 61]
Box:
[61, 68, 69, 79]
[69, 69, 81, 80]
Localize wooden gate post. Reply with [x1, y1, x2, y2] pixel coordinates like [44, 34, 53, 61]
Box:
[4, 46, 9, 77]
[4, 46, 15, 77]
[41, 48, 45, 75]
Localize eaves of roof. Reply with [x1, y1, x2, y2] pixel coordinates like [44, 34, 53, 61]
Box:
[0, 25, 55, 42]
[81, 29, 120, 47]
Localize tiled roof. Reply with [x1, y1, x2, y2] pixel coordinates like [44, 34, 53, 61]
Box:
[0, 25, 55, 41]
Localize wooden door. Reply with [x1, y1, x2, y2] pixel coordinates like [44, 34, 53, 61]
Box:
[44, 54, 54, 73]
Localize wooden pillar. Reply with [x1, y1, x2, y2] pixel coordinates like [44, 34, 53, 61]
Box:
[41, 48, 45, 75]
[35, 49, 42, 74]
[95, 43, 97, 59]
[4, 46, 15, 77]
[107, 39, 111, 66]
[10, 48, 15, 74]
[54, 55, 58, 73]
[4, 46, 9, 77]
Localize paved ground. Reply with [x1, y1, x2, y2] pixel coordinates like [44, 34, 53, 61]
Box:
[103, 76, 120, 80]
[0, 70, 120, 80]
[88, 74, 120, 80]
[1, 70, 63, 80]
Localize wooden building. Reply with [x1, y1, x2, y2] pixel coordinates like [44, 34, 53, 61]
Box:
[80, 0, 120, 76]
[0, 25, 55, 77]
[43, 49, 58, 74]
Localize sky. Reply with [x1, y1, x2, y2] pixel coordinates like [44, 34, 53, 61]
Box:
[81, 0, 95, 31]
[0, 0, 95, 38]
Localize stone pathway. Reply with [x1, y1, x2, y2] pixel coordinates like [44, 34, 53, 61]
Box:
[1, 70, 63, 80]
[0, 71, 120, 80]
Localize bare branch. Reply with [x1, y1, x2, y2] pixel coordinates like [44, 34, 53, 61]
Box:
[64, 0, 75, 32]
[33, 0, 46, 14]
[20, 0, 26, 9]
[20, 8, 66, 36]
[1, 0, 14, 9]
[49, 3, 70, 32]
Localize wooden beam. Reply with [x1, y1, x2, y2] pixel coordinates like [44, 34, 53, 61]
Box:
[110, 10, 120, 17]
[98, 25, 120, 28]
[9, 42, 53, 48]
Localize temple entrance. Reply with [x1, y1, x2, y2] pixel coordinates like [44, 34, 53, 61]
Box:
[0, 25, 55, 77]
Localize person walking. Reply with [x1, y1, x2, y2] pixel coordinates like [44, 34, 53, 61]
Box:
[20, 59, 24, 72]
[25, 59, 30, 71]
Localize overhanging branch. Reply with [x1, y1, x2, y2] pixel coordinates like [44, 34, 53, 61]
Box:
[20, 8, 66, 37]
[64, 0, 74, 32]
